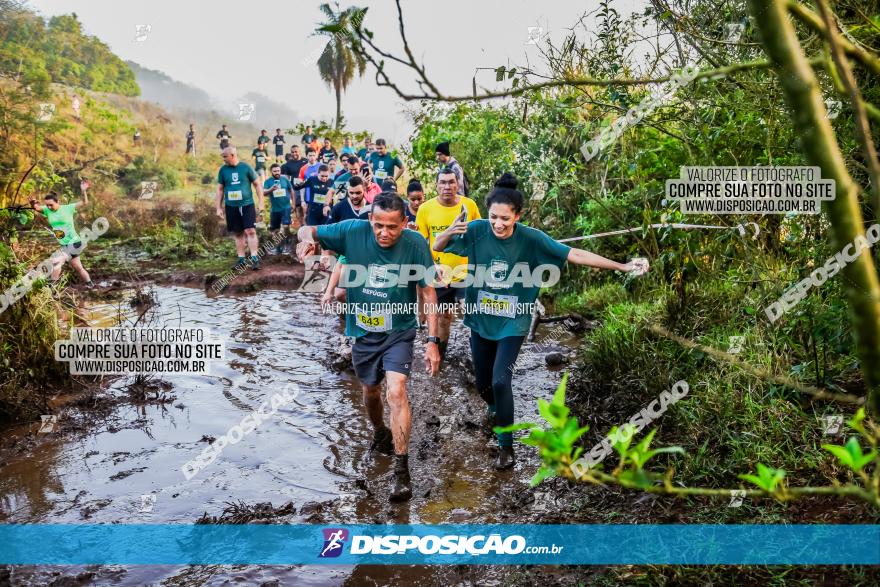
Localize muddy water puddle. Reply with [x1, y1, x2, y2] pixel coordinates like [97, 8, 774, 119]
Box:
[0, 285, 578, 586]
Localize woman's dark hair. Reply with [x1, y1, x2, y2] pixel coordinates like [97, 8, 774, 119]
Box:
[485, 172, 523, 214]
[371, 191, 407, 219]
[44, 192, 59, 202]
[407, 178, 423, 194]
[380, 178, 398, 193]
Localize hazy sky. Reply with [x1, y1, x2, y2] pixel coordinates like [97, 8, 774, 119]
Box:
[27, 0, 648, 144]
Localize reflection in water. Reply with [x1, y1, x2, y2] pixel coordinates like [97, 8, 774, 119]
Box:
[0, 285, 572, 585]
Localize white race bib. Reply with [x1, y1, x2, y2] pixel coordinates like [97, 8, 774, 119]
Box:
[375, 169, 388, 180]
[227, 190, 243, 201]
[356, 308, 392, 332]
[313, 192, 327, 204]
[273, 189, 286, 198]
[478, 290, 517, 318]
[257, 156, 265, 163]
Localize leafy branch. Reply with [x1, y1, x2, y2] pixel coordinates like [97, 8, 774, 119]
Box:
[500, 375, 880, 508]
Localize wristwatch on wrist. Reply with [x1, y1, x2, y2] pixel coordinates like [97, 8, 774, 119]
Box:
[426, 335, 441, 345]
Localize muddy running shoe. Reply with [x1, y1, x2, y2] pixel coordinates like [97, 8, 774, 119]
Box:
[232, 257, 247, 271]
[250, 256, 261, 271]
[495, 446, 515, 470]
[369, 425, 394, 456]
[84, 281, 95, 289]
[390, 454, 412, 502]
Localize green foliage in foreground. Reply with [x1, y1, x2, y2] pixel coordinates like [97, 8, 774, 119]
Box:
[500, 376, 880, 508]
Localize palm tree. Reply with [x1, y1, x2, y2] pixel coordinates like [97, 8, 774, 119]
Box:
[316, 3, 366, 129]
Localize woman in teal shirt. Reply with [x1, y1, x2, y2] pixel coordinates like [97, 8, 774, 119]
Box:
[433, 173, 648, 470]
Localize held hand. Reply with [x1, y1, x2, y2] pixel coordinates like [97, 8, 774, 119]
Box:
[215, 207, 224, 218]
[80, 179, 90, 192]
[444, 220, 468, 236]
[323, 205, 331, 217]
[425, 343, 441, 376]
[623, 258, 650, 276]
[29, 198, 38, 207]
[318, 254, 334, 271]
[296, 240, 316, 262]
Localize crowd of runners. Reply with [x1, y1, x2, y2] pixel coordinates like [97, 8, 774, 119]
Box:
[31, 122, 649, 504]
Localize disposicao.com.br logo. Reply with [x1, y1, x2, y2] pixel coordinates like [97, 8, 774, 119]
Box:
[321, 529, 563, 557]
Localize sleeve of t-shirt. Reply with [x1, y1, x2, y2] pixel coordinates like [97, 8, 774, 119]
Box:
[316, 219, 354, 253]
[216, 169, 224, 185]
[443, 224, 472, 257]
[263, 179, 273, 190]
[534, 229, 571, 267]
[415, 204, 429, 239]
[393, 157, 403, 170]
[247, 166, 258, 183]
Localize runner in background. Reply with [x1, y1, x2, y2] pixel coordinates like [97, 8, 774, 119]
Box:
[341, 137, 356, 157]
[319, 138, 338, 165]
[296, 193, 441, 502]
[263, 163, 294, 254]
[404, 179, 425, 230]
[28, 180, 95, 288]
[415, 167, 481, 362]
[298, 149, 321, 182]
[186, 124, 196, 156]
[216, 124, 232, 152]
[359, 163, 381, 204]
[281, 145, 308, 229]
[356, 136, 373, 161]
[368, 139, 405, 182]
[297, 164, 335, 229]
[433, 173, 648, 470]
[322, 175, 372, 306]
[215, 146, 264, 271]
[435, 141, 468, 196]
[301, 125, 316, 148]
[272, 128, 286, 162]
[252, 143, 269, 181]
[257, 129, 270, 150]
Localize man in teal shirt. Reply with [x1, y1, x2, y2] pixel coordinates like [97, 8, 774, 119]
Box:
[264, 163, 294, 255]
[216, 146, 265, 270]
[368, 138, 405, 182]
[296, 193, 441, 503]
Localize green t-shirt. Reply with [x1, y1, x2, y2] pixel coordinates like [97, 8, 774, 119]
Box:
[263, 176, 293, 211]
[368, 152, 403, 181]
[43, 203, 79, 245]
[257, 135, 270, 145]
[356, 147, 369, 160]
[252, 148, 268, 170]
[217, 162, 258, 207]
[445, 220, 571, 340]
[317, 219, 433, 337]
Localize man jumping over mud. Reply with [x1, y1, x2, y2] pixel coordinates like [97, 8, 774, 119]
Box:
[296, 192, 441, 502]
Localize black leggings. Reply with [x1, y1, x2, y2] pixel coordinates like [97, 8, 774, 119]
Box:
[470, 331, 526, 447]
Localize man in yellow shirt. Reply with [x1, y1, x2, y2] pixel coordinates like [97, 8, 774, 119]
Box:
[416, 167, 481, 361]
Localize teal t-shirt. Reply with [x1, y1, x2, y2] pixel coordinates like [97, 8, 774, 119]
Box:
[317, 220, 433, 337]
[263, 176, 293, 211]
[217, 162, 258, 207]
[368, 152, 403, 181]
[252, 148, 268, 170]
[43, 204, 79, 245]
[445, 220, 571, 340]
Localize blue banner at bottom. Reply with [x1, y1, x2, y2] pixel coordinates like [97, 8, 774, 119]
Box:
[0, 524, 877, 565]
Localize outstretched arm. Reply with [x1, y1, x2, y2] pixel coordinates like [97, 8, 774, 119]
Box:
[567, 248, 648, 273]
